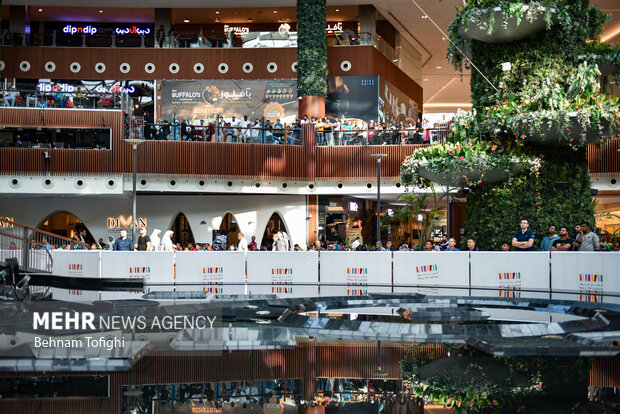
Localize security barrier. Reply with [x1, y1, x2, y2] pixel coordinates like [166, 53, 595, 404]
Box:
[49, 251, 620, 301]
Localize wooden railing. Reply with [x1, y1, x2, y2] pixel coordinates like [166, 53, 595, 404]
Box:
[0, 108, 618, 179]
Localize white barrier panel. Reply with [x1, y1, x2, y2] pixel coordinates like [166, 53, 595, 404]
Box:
[392, 286, 469, 297]
[393, 251, 469, 287]
[319, 251, 392, 286]
[100, 251, 174, 284]
[470, 252, 549, 292]
[471, 289, 549, 300]
[51, 250, 101, 278]
[551, 292, 620, 306]
[52, 288, 100, 302]
[175, 251, 246, 295]
[247, 284, 319, 298]
[246, 251, 319, 285]
[551, 252, 620, 296]
[320, 285, 391, 297]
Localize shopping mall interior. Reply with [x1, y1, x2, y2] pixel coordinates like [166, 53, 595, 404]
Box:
[0, 0, 620, 413]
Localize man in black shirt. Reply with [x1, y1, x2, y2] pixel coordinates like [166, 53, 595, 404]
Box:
[135, 226, 152, 251]
[327, 227, 343, 247]
[551, 226, 573, 251]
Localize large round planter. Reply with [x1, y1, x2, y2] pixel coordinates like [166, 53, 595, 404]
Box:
[514, 113, 614, 146]
[418, 158, 524, 188]
[457, 6, 558, 43]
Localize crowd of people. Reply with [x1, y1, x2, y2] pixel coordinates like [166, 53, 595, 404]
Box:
[141, 114, 452, 146]
[27, 218, 619, 253]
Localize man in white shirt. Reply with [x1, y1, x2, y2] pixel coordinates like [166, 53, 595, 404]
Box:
[229, 116, 241, 142]
[237, 232, 248, 253]
[239, 115, 251, 143]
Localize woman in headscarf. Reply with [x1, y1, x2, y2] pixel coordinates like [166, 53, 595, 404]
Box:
[160, 230, 174, 251]
[150, 229, 161, 251]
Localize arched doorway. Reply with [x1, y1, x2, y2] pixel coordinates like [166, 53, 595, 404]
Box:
[171, 213, 195, 247]
[38, 211, 94, 245]
[215, 212, 239, 248]
[261, 212, 289, 250]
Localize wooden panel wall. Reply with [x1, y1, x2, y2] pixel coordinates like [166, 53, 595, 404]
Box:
[315, 144, 422, 180]
[0, 108, 617, 179]
[590, 355, 620, 388]
[0, 342, 446, 414]
[0, 108, 129, 174]
[588, 139, 620, 175]
[1, 46, 297, 80]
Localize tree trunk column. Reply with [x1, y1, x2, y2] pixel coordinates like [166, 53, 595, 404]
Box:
[297, 0, 327, 119]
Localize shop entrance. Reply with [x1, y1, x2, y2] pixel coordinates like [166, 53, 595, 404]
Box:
[171, 213, 195, 248]
[260, 212, 288, 250]
[215, 212, 239, 248]
[38, 211, 94, 246]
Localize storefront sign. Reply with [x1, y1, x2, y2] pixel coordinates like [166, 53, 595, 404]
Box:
[224, 25, 249, 35]
[62, 24, 151, 36]
[0, 217, 14, 228]
[162, 80, 298, 123]
[326, 22, 344, 34]
[37, 83, 75, 93]
[106, 215, 147, 229]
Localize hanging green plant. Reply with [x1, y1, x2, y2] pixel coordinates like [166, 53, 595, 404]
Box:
[450, 62, 620, 149]
[447, 0, 571, 70]
[401, 140, 533, 189]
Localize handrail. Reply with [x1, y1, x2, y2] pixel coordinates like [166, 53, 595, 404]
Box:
[0, 217, 89, 247]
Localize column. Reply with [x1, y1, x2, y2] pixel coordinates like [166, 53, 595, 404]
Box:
[359, 5, 376, 45]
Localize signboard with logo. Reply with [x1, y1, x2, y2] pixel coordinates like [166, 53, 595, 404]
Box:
[319, 251, 392, 286]
[470, 252, 550, 293]
[392, 251, 469, 287]
[325, 76, 379, 122]
[161, 80, 298, 124]
[379, 77, 421, 126]
[44, 22, 154, 47]
[246, 251, 319, 297]
[100, 251, 174, 285]
[550, 252, 620, 298]
[51, 250, 102, 279]
[175, 251, 246, 295]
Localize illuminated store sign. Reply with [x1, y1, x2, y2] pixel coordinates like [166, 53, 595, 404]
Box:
[37, 83, 134, 94]
[223, 25, 249, 35]
[107, 215, 147, 229]
[326, 22, 344, 34]
[62, 24, 151, 36]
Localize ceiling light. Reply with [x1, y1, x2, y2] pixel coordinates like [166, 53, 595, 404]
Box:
[421, 15, 428, 19]
[38, 8, 43, 12]
[215, 11, 220, 14]
[273, 10, 278, 13]
[335, 9, 340, 12]
[442, 37, 446, 40]
[248, 17, 253, 22]
[184, 19, 190, 23]
[436, 65, 442, 69]
[423, 78, 429, 81]
[215, 17, 220, 22]
[99, 10, 103, 13]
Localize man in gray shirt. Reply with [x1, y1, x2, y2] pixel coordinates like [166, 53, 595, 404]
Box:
[574, 221, 600, 251]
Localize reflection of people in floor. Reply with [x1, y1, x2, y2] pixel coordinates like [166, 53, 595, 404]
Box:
[262, 393, 284, 414]
[326, 76, 350, 119]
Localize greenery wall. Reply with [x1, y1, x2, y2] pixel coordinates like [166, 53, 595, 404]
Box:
[461, 0, 604, 249]
[463, 148, 594, 250]
[401, 0, 618, 250]
[296, 0, 327, 97]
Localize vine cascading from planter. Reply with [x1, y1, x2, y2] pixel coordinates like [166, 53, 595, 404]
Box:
[296, 0, 327, 119]
[402, 0, 617, 250]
